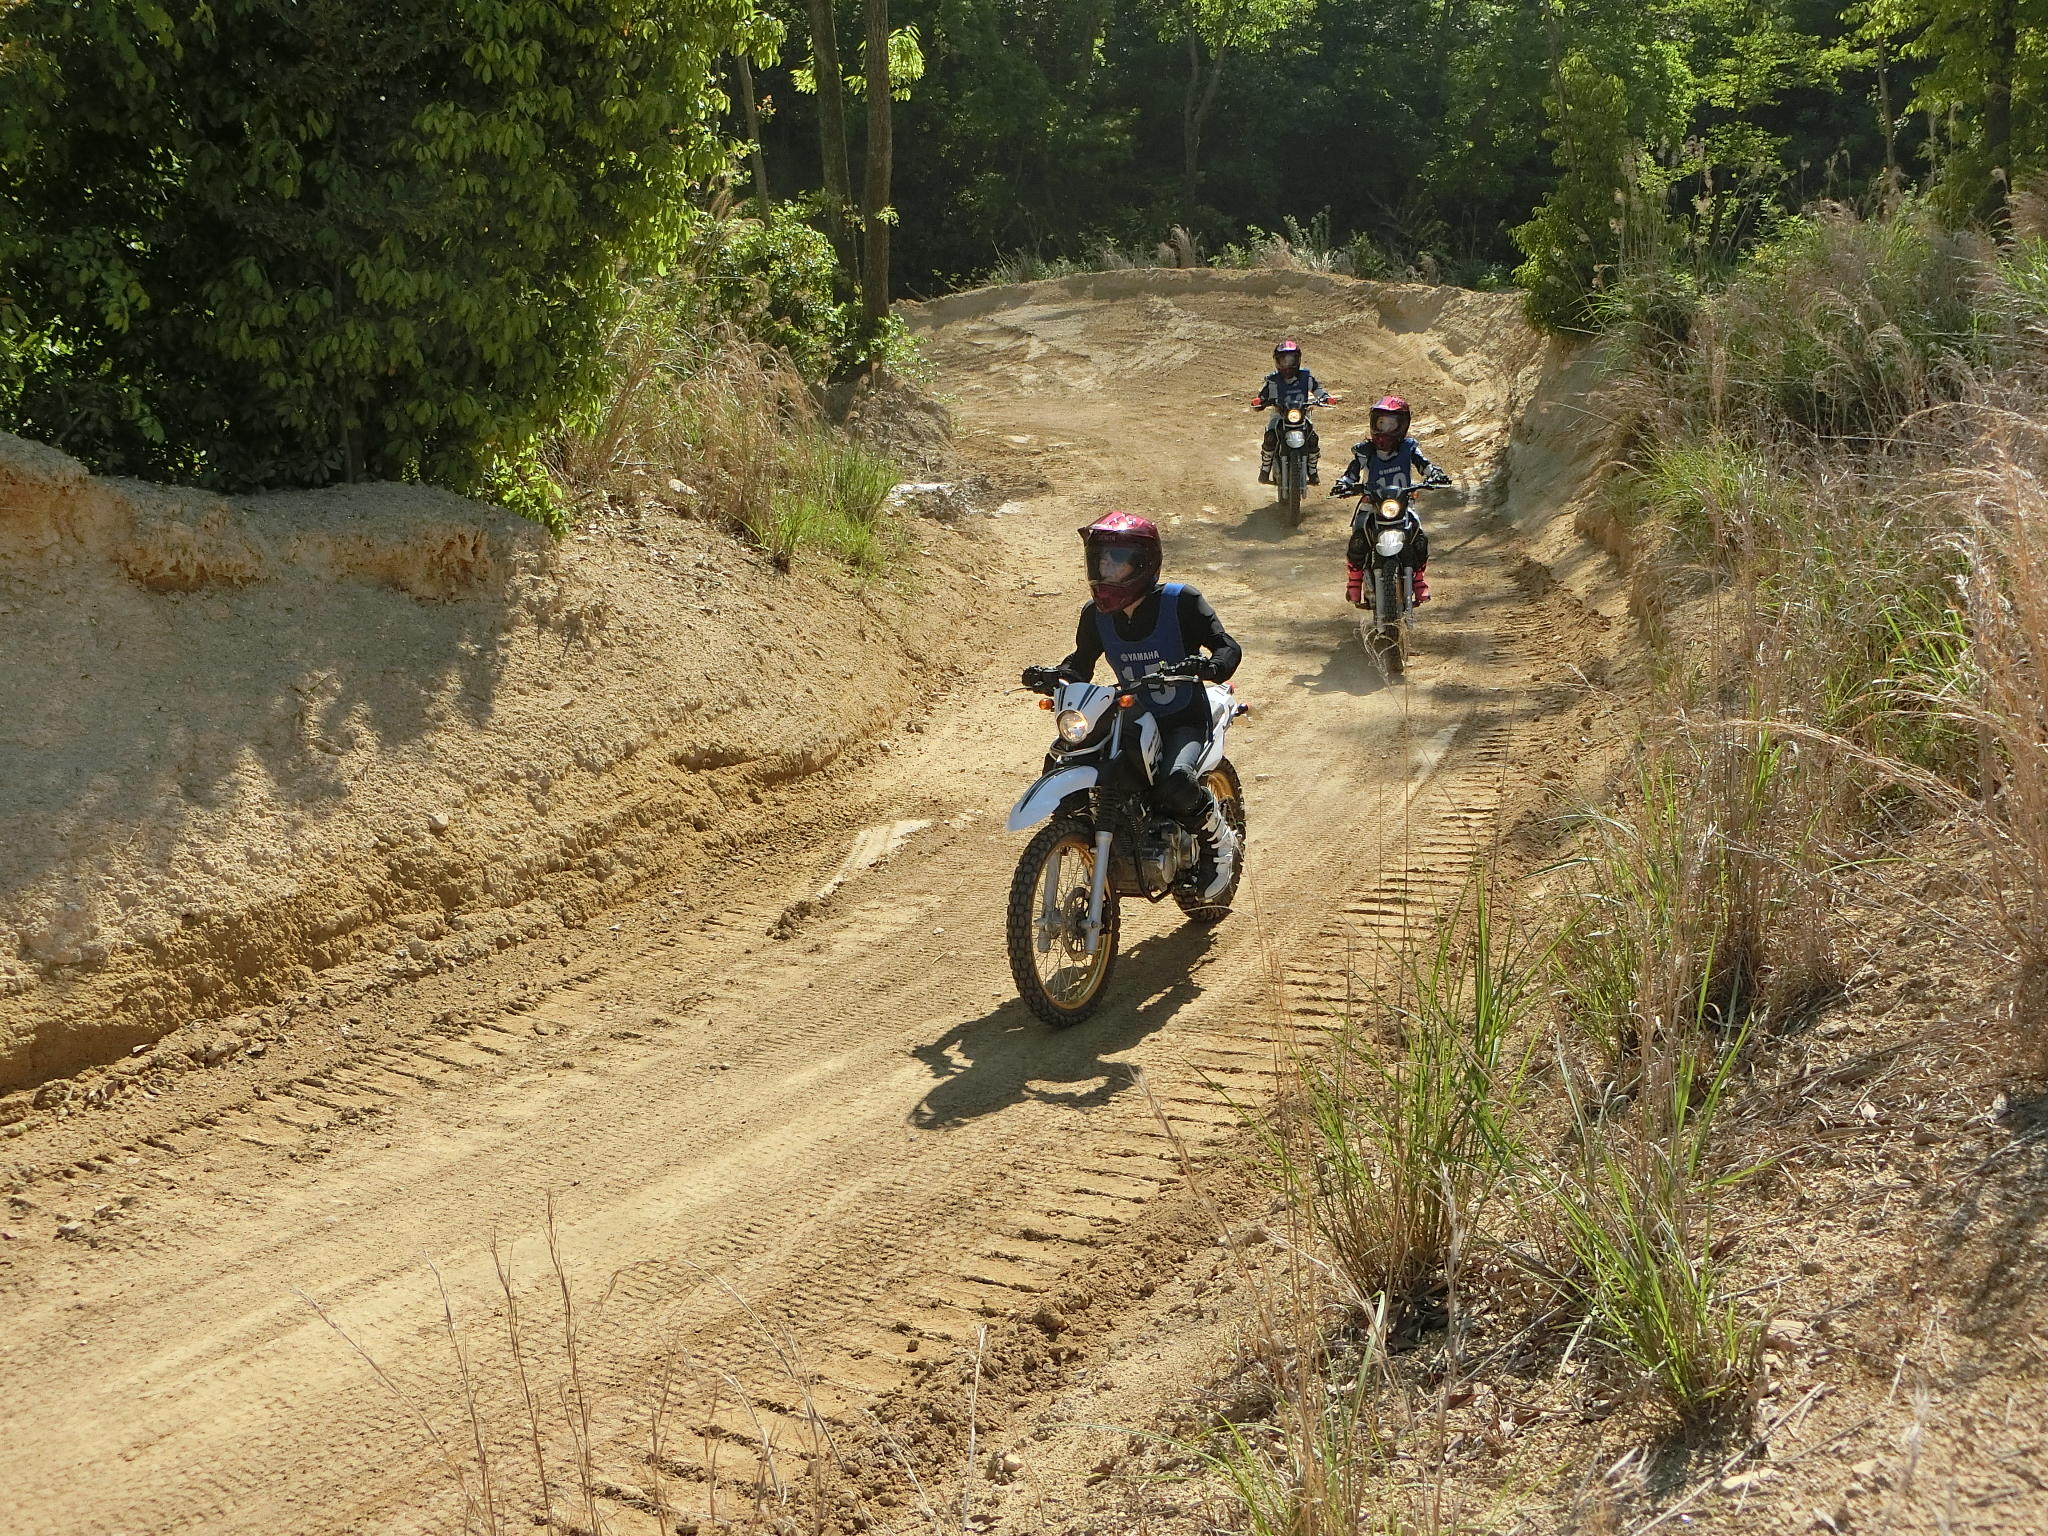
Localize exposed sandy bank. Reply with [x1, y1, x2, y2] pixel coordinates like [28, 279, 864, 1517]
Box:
[0, 435, 975, 1089]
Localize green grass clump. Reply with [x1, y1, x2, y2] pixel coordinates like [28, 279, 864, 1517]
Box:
[1271, 885, 1532, 1311]
[545, 281, 909, 574]
[742, 435, 902, 573]
[1543, 1030, 1762, 1427]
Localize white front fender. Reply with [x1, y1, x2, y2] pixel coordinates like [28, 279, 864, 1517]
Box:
[1006, 764, 1097, 833]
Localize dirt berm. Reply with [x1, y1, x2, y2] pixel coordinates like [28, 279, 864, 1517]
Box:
[0, 433, 980, 1090]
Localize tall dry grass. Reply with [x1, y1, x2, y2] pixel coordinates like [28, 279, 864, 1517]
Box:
[1955, 453, 2048, 1021]
[1608, 206, 2048, 1013]
[311, 1197, 858, 1535]
[1523, 204, 2048, 1429]
[1228, 208, 2048, 1497]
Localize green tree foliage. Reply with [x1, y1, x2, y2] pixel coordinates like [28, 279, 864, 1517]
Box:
[0, 0, 771, 491]
[1142, 0, 1298, 213]
[1855, 0, 2047, 218]
[687, 205, 856, 380]
[1512, 0, 1695, 329]
[1512, 0, 1864, 329]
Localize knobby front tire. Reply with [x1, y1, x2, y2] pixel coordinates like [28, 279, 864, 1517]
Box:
[1006, 817, 1121, 1028]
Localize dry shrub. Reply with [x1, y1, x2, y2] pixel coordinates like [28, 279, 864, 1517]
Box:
[311, 1197, 858, 1535]
[1958, 453, 2048, 1020]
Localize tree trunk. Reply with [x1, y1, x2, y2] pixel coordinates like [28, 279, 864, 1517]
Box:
[1875, 37, 1899, 190]
[735, 54, 771, 217]
[859, 0, 893, 328]
[1182, 31, 1201, 214]
[1981, 0, 2018, 224]
[805, 0, 854, 258]
[1190, 43, 1227, 213]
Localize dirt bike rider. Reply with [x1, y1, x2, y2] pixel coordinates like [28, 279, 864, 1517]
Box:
[1252, 340, 1328, 486]
[1021, 512, 1244, 901]
[1330, 395, 1447, 606]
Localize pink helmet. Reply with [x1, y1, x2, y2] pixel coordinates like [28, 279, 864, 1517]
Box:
[1369, 395, 1411, 450]
[1079, 511, 1162, 614]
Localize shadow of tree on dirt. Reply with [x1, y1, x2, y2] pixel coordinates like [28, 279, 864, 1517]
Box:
[906, 922, 1218, 1130]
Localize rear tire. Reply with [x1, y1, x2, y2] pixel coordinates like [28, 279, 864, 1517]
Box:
[1007, 818, 1120, 1028]
[1175, 760, 1245, 923]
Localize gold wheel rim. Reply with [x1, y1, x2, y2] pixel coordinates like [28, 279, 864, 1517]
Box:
[1030, 835, 1111, 1009]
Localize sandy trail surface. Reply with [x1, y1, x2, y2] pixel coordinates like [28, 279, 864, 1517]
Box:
[0, 271, 1614, 1533]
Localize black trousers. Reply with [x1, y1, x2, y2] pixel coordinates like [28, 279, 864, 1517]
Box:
[1155, 715, 1214, 824]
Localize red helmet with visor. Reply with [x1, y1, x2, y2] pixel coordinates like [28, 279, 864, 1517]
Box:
[1369, 395, 1411, 450]
[1079, 511, 1163, 614]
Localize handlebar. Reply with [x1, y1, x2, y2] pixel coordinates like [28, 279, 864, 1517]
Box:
[1330, 472, 1453, 500]
[1120, 664, 1207, 692]
[1023, 664, 1208, 697]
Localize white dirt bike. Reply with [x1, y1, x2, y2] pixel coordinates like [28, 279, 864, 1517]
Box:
[1004, 664, 1248, 1026]
[1256, 393, 1337, 526]
[1335, 469, 1450, 677]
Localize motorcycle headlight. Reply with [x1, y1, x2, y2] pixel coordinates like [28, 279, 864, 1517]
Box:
[1378, 499, 1403, 518]
[1055, 708, 1093, 744]
[1286, 407, 1304, 423]
[1375, 528, 1408, 558]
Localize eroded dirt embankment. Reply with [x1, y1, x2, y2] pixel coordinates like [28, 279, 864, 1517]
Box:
[0, 433, 977, 1090]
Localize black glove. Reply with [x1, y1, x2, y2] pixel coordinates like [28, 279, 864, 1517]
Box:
[1330, 479, 1357, 497]
[1182, 655, 1220, 682]
[1021, 665, 1066, 694]
[1424, 468, 1452, 488]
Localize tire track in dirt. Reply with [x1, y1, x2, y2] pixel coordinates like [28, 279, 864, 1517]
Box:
[0, 271, 1608, 1534]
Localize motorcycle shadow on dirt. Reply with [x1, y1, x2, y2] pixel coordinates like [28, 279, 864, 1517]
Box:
[907, 923, 1219, 1130]
[1221, 497, 1332, 543]
[1285, 615, 1396, 696]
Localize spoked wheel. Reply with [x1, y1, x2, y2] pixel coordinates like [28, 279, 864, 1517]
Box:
[1175, 759, 1245, 924]
[1006, 817, 1120, 1028]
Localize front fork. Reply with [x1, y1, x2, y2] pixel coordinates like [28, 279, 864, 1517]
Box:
[1083, 827, 1113, 954]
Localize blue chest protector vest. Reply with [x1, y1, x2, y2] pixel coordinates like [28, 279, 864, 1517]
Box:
[1095, 582, 1199, 720]
[1363, 441, 1428, 495]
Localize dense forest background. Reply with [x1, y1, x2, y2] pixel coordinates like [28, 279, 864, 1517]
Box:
[0, 0, 2037, 497]
[753, 0, 2034, 310]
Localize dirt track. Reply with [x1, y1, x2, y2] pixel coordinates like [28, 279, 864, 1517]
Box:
[0, 271, 1619, 1533]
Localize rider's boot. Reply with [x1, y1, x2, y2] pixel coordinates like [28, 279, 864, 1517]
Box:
[1258, 449, 1274, 485]
[1307, 449, 1320, 485]
[1345, 563, 1365, 607]
[1192, 792, 1240, 902]
[1411, 567, 1431, 606]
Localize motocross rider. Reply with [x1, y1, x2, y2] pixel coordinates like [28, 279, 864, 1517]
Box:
[1022, 512, 1244, 901]
[1252, 340, 1328, 486]
[1330, 395, 1444, 606]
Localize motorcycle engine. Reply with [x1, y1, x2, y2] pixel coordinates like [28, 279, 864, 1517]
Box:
[1137, 821, 1198, 891]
